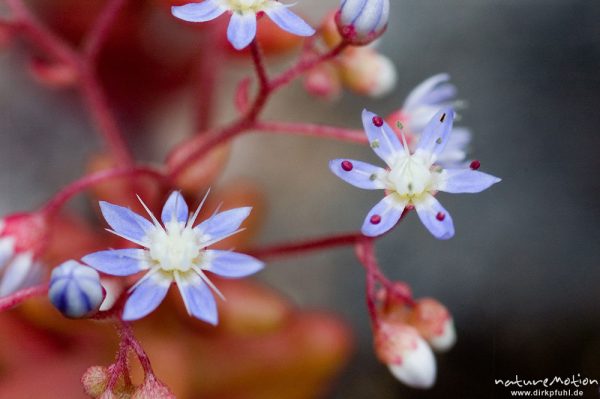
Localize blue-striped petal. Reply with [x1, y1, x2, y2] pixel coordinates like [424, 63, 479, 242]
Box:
[204, 250, 264, 278]
[361, 195, 406, 237]
[176, 272, 218, 325]
[0, 253, 33, 296]
[265, 5, 315, 36]
[227, 12, 257, 50]
[161, 191, 189, 225]
[99, 201, 154, 243]
[440, 169, 501, 194]
[329, 159, 386, 190]
[415, 194, 454, 240]
[171, 1, 226, 22]
[82, 249, 149, 277]
[362, 109, 403, 166]
[122, 272, 171, 320]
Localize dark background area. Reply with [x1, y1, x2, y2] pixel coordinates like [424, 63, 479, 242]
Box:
[1, 0, 599, 398]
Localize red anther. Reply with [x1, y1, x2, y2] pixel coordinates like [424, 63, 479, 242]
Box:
[406, 204, 415, 211]
[341, 160, 353, 171]
[372, 116, 384, 127]
[436, 212, 446, 221]
[341, 25, 355, 38]
[470, 160, 481, 170]
[370, 214, 382, 225]
[256, 11, 265, 18]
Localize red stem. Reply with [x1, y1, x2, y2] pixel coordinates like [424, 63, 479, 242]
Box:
[83, 0, 128, 62]
[0, 283, 49, 312]
[255, 120, 367, 144]
[167, 43, 349, 179]
[249, 232, 363, 260]
[41, 165, 166, 217]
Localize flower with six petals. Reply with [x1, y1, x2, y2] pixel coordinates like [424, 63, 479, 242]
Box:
[329, 108, 501, 239]
[82, 191, 264, 324]
[172, 0, 315, 50]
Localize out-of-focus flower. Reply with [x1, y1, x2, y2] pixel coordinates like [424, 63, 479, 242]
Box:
[172, 0, 315, 50]
[374, 321, 436, 389]
[407, 298, 456, 353]
[336, 0, 390, 45]
[304, 62, 342, 101]
[82, 191, 264, 323]
[0, 213, 49, 296]
[387, 74, 470, 167]
[329, 109, 501, 239]
[48, 260, 104, 319]
[338, 47, 396, 98]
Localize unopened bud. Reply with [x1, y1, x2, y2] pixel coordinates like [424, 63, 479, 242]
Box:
[374, 321, 436, 389]
[81, 366, 109, 398]
[304, 63, 342, 101]
[337, 0, 390, 45]
[339, 48, 396, 97]
[132, 375, 175, 399]
[49, 260, 104, 318]
[408, 298, 456, 352]
[0, 213, 48, 296]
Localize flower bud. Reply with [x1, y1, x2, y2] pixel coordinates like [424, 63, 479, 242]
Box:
[28, 57, 79, 89]
[407, 298, 456, 353]
[0, 213, 49, 296]
[49, 260, 104, 318]
[304, 63, 342, 101]
[132, 375, 175, 399]
[339, 48, 396, 98]
[374, 321, 436, 389]
[336, 0, 390, 45]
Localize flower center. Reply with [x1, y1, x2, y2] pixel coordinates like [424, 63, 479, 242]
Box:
[148, 222, 202, 272]
[388, 154, 434, 200]
[224, 0, 270, 13]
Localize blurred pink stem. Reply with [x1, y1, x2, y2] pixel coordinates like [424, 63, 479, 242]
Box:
[0, 283, 49, 312]
[83, 0, 128, 62]
[41, 166, 166, 217]
[249, 232, 364, 259]
[255, 121, 367, 144]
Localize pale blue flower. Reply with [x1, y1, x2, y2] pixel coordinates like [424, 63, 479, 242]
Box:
[172, 0, 315, 50]
[0, 221, 43, 297]
[82, 191, 264, 324]
[401, 74, 471, 167]
[49, 260, 104, 318]
[329, 109, 501, 239]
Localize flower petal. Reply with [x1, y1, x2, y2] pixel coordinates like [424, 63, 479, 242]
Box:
[0, 237, 15, 272]
[204, 250, 264, 278]
[0, 253, 33, 296]
[440, 169, 501, 194]
[82, 249, 149, 277]
[122, 272, 171, 321]
[329, 159, 387, 190]
[161, 191, 189, 225]
[415, 194, 454, 240]
[362, 109, 403, 166]
[361, 195, 406, 237]
[194, 207, 251, 240]
[435, 127, 471, 167]
[415, 108, 454, 161]
[99, 202, 154, 243]
[227, 12, 257, 50]
[176, 272, 218, 325]
[403, 73, 451, 110]
[171, 1, 226, 22]
[265, 5, 315, 36]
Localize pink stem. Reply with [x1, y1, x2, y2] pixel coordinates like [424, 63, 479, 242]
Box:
[83, 0, 128, 62]
[167, 43, 349, 179]
[249, 232, 363, 260]
[119, 321, 154, 375]
[41, 165, 166, 217]
[0, 283, 49, 312]
[255, 120, 367, 144]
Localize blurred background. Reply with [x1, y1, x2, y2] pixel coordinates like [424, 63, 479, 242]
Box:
[1, 0, 599, 397]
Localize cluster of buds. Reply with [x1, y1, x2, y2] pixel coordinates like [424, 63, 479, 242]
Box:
[0, 212, 49, 296]
[373, 291, 456, 389]
[304, 9, 396, 100]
